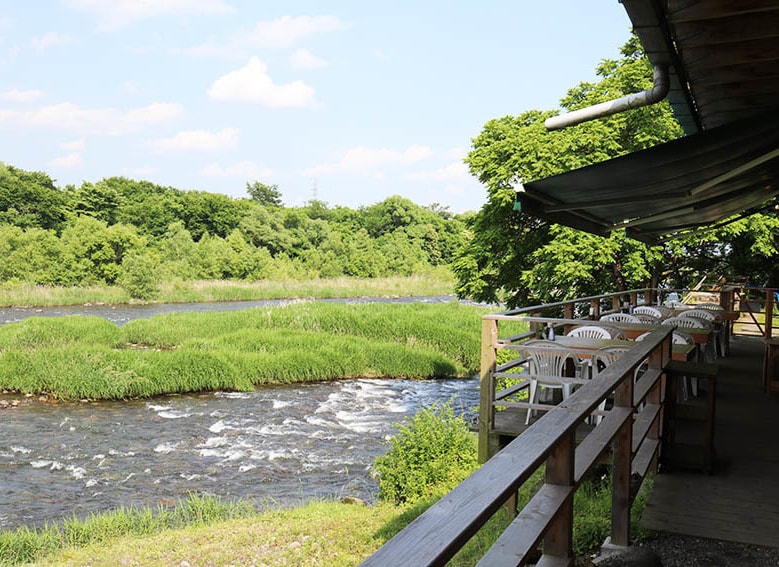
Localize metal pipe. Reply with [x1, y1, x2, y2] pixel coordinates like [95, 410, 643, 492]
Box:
[544, 65, 669, 131]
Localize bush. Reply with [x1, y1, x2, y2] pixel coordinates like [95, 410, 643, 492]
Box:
[118, 252, 161, 299]
[373, 401, 478, 505]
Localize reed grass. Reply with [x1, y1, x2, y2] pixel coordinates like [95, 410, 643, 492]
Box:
[0, 303, 491, 400]
[0, 272, 455, 307]
[124, 301, 491, 370]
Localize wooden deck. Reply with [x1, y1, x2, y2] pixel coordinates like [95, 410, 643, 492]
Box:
[640, 335, 779, 548]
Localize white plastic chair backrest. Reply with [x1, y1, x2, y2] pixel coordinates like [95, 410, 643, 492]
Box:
[633, 305, 663, 318]
[600, 313, 640, 323]
[672, 331, 695, 345]
[694, 303, 724, 311]
[678, 308, 717, 321]
[635, 313, 660, 324]
[634, 331, 651, 341]
[592, 346, 631, 376]
[528, 345, 577, 376]
[567, 325, 612, 340]
[662, 316, 711, 329]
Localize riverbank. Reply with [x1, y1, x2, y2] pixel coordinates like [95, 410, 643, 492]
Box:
[0, 273, 456, 308]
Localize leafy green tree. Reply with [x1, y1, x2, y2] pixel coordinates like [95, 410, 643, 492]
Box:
[246, 181, 283, 207]
[180, 191, 242, 240]
[108, 177, 185, 237]
[237, 201, 294, 256]
[59, 217, 146, 284]
[67, 181, 123, 224]
[0, 226, 69, 284]
[455, 35, 683, 307]
[0, 164, 67, 230]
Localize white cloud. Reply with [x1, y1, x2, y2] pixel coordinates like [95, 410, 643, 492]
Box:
[61, 138, 86, 151]
[303, 144, 434, 176]
[48, 152, 83, 168]
[1, 101, 182, 135]
[65, 0, 233, 31]
[237, 15, 349, 49]
[178, 15, 349, 58]
[208, 57, 317, 108]
[31, 32, 73, 51]
[289, 48, 328, 70]
[407, 161, 469, 181]
[149, 127, 239, 152]
[1, 88, 44, 103]
[200, 161, 274, 178]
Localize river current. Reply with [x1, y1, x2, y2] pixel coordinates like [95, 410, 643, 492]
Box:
[0, 296, 480, 531]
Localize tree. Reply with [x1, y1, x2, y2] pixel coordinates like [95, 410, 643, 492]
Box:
[246, 181, 283, 207]
[0, 164, 67, 231]
[455, 35, 683, 307]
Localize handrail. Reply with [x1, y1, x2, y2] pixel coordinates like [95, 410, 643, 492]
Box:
[362, 329, 671, 566]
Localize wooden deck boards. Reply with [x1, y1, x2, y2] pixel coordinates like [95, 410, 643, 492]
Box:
[640, 335, 779, 548]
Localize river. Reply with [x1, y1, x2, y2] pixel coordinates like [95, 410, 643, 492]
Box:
[0, 296, 480, 531]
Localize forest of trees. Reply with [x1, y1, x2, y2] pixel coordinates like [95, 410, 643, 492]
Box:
[0, 165, 469, 298]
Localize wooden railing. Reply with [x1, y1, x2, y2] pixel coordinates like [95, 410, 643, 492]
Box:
[362, 327, 672, 566]
[732, 286, 777, 339]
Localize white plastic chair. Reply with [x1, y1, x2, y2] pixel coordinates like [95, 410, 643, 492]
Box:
[600, 313, 641, 323]
[521, 341, 578, 425]
[567, 325, 612, 340]
[678, 309, 718, 322]
[693, 303, 724, 312]
[634, 313, 661, 324]
[633, 305, 663, 318]
[662, 316, 715, 362]
[590, 346, 647, 424]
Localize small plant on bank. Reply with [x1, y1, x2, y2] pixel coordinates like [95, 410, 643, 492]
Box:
[373, 401, 478, 505]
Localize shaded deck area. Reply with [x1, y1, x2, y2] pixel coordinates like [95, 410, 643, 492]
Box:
[640, 335, 779, 548]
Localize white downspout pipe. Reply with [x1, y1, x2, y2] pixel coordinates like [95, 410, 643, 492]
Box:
[544, 65, 670, 131]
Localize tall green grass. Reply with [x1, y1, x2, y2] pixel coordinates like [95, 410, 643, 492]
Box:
[0, 302, 494, 400]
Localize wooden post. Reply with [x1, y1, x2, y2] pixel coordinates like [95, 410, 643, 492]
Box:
[564, 302, 574, 320]
[543, 430, 575, 562]
[612, 295, 621, 313]
[478, 317, 498, 464]
[766, 289, 775, 340]
[611, 369, 634, 547]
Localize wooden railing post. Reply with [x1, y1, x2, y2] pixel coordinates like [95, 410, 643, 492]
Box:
[766, 289, 775, 340]
[611, 367, 634, 547]
[479, 317, 498, 464]
[543, 430, 575, 562]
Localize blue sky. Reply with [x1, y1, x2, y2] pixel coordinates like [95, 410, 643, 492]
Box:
[0, 1, 632, 213]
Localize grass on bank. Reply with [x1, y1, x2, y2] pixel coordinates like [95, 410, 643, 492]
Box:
[0, 272, 456, 307]
[4, 473, 652, 566]
[0, 302, 501, 400]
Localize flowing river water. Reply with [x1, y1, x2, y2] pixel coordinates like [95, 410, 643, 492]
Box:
[0, 296, 481, 531]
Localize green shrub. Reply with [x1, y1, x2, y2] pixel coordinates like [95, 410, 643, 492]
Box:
[374, 401, 478, 505]
[118, 252, 161, 300]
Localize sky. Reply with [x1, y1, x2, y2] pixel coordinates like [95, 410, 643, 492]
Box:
[0, 1, 633, 213]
